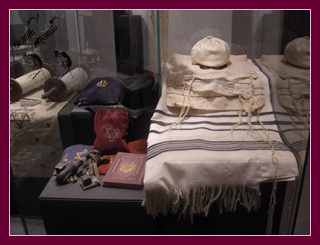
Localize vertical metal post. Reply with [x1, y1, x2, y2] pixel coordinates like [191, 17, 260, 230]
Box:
[156, 10, 162, 98]
[10, 166, 29, 235]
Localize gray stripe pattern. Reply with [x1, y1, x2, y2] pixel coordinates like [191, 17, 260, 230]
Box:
[147, 139, 290, 161]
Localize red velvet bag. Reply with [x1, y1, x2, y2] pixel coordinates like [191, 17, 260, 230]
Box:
[93, 109, 131, 155]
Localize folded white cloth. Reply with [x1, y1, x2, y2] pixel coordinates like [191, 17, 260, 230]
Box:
[167, 53, 265, 113]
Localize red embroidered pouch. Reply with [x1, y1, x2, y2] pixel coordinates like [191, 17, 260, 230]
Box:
[93, 109, 131, 155]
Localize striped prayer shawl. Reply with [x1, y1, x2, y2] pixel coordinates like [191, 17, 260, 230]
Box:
[142, 56, 298, 230]
[166, 54, 265, 114]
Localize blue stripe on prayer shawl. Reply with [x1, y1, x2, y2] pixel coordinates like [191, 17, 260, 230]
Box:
[146, 139, 290, 161]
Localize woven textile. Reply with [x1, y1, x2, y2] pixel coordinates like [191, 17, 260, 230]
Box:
[142, 56, 298, 223]
[10, 88, 77, 178]
[166, 53, 265, 114]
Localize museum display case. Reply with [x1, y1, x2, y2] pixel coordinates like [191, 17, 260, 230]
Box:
[147, 10, 310, 235]
[10, 10, 310, 235]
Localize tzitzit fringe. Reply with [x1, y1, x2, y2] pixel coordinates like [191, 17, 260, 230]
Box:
[165, 73, 281, 234]
[257, 109, 280, 235]
[239, 92, 280, 235]
[142, 184, 261, 223]
[166, 76, 197, 132]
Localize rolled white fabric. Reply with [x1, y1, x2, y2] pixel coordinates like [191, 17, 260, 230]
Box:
[191, 36, 230, 67]
[283, 36, 310, 68]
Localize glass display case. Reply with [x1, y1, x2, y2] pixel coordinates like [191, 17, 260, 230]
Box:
[154, 10, 310, 235]
[10, 9, 158, 234]
[10, 10, 310, 235]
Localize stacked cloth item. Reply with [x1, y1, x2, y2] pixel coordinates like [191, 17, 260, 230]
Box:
[142, 53, 299, 231]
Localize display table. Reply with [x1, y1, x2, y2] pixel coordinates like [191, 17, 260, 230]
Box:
[39, 175, 148, 235]
[39, 175, 287, 235]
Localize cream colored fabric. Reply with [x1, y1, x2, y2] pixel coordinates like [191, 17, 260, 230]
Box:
[167, 53, 265, 113]
[10, 88, 77, 178]
[283, 37, 310, 68]
[142, 59, 298, 220]
[191, 36, 230, 67]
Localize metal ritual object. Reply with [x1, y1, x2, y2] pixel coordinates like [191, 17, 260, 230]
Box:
[10, 63, 55, 102]
[79, 150, 101, 190]
[41, 63, 91, 102]
[81, 39, 100, 64]
[54, 162, 66, 175]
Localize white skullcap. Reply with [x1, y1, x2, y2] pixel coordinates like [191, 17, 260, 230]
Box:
[191, 36, 230, 68]
[283, 37, 310, 68]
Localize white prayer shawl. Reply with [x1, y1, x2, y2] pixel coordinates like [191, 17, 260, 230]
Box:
[142, 54, 298, 222]
[166, 53, 265, 114]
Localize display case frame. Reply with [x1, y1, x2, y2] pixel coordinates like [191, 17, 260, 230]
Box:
[9, 9, 310, 235]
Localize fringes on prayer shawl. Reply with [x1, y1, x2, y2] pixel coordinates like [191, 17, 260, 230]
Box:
[167, 75, 258, 133]
[167, 77, 196, 132]
[242, 108, 281, 234]
[230, 101, 281, 234]
[254, 109, 280, 235]
[142, 184, 261, 222]
[163, 73, 282, 233]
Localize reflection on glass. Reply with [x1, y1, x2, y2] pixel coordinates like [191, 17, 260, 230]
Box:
[255, 34, 310, 233]
[10, 10, 157, 231]
[257, 36, 310, 165]
[9, 10, 310, 235]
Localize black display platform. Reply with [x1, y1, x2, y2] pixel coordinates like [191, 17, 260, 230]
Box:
[39, 175, 286, 235]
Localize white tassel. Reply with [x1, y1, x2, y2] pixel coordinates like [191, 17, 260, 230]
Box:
[142, 184, 261, 222]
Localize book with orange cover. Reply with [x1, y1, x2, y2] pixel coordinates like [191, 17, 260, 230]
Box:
[102, 152, 146, 190]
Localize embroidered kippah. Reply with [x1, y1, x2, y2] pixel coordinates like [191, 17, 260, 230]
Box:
[191, 36, 230, 68]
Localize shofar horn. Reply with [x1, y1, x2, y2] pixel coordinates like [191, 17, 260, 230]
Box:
[41, 63, 91, 102]
[10, 63, 55, 102]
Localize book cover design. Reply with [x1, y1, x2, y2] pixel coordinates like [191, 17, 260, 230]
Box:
[102, 152, 146, 190]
